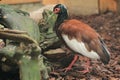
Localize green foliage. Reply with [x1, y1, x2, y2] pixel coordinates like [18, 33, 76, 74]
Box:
[0, 4, 40, 42]
[0, 4, 50, 80]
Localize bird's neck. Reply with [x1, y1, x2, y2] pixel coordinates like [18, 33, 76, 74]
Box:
[54, 12, 68, 30]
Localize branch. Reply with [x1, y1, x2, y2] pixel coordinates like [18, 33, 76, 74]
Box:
[0, 29, 37, 44]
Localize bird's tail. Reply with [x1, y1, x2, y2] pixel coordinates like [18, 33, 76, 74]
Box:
[99, 37, 110, 64]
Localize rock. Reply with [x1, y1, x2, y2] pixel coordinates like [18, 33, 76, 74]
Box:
[30, 5, 55, 24]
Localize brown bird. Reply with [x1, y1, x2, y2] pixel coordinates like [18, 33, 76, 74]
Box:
[53, 4, 110, 73]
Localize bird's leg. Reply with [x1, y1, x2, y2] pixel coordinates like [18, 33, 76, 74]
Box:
[64, 55, 79, 72]
[78, 56, 91, 74]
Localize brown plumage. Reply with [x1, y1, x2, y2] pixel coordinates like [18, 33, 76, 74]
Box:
[59, 19, 110, 64]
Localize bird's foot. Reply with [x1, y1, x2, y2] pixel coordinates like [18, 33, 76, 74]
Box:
[77, 56, 91, 74]
[65, 55, 79, 72]
[77, 63, 92, 74]
[57, 55, 79, 72]
[57, 67, 72, 72]
[77, 67, 90, 74]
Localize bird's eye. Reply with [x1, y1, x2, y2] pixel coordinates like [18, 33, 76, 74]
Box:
[55, 8, 59, 11]
[54, 8, 60, 14]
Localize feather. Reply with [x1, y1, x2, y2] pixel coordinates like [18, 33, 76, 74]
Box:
[59, 19, 110, 64]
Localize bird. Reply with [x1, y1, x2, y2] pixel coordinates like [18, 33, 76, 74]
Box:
[53, 4, 110, 73]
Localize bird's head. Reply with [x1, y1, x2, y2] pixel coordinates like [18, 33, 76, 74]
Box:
[53, 4, 67, 14]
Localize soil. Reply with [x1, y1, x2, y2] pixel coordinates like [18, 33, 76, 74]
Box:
[49, 12, 120, 80]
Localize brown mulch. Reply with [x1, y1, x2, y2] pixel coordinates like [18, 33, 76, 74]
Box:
[48, 12, 120, 80]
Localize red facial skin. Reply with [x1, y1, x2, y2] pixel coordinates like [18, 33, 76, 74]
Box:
[53, 8, 60, 14]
